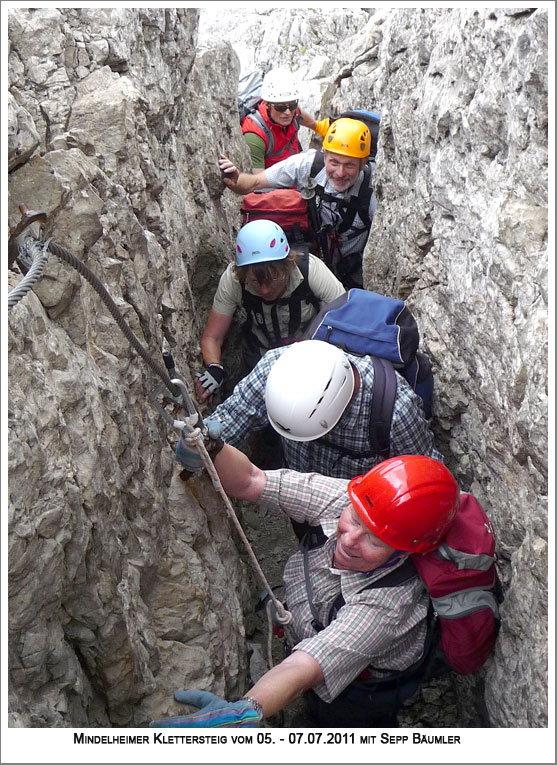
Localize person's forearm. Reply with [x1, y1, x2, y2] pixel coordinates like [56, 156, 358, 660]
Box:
[243, 652, 323, 719]
[213, 443, 266, 501]
[200, 335, 223, 366]
[298, 109, 316, 130]
[225, 171, 261, 195]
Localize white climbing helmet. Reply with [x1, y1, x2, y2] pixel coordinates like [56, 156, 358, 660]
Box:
[235, 220, 290, 266]
[265, 340, 355, 441]
[261, 68, 299, 103]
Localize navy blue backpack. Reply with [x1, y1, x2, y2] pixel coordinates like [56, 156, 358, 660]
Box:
[304, 289, 434, 458]
[337, 109, 381, 161]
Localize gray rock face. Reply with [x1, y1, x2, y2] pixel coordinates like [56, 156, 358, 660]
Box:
[360, 8, 548, 729]
[8, 7, 251, 728]
[8, 7, 547, 729]
[200, 7, 548, 730]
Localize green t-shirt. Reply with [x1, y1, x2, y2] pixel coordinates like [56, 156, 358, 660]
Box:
[243, 132, 266, 169]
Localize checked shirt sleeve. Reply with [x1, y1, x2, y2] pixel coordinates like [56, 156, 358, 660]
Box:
[209, 349, 280, 448]
[390, 374, 444, 462]
[261, 469, 349, 524]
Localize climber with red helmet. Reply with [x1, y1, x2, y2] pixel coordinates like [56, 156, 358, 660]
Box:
[194, 220, 345, 402]
[241, 68, 330, 172]
[219, 116, 376, 288]
[151, 444, 459, 728]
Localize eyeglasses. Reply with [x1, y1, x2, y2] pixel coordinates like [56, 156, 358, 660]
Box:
[270, 101, 298, 113]
[247, 273, 288, 288]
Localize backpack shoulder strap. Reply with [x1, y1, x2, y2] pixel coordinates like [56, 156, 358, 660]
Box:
[310, 149, 326, 181]
[370, 356, 397, 459]
[267, 129, 301, 159]
[248, 109, 275, 155]
[273, 252, 320, 337]
[289, 252, 320, 306]
[326, 557, 418, 626]
[335, 162, 373, 234]
[360, 557, 418, 590]
[301, 527, 419, 633]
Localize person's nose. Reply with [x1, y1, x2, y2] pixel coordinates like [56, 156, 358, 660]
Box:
[343, 526, 365, 549]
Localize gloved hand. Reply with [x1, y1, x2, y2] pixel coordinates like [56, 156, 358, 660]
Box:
[196, 364, 225, 394]
[176, 421, 225, 476]
[149, 690, 262, 728]
[175, 426, 204, 473]
[203, 417, 223, 440]
[313, 117, 331, 137]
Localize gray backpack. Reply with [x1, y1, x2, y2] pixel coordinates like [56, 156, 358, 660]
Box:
[238, 70, 264, 120]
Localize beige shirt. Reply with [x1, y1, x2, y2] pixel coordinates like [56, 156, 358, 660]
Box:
[212, 254, 345, 350]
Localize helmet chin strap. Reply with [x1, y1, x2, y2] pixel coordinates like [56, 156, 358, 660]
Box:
[375, 549, 407, 571]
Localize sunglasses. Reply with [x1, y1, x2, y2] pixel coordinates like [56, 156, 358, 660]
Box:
[270, 101, 298, 113]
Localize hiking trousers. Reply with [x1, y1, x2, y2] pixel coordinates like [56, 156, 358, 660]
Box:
[303, 671, 424, 728]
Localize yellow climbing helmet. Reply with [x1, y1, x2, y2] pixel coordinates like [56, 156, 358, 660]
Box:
[323, 117, 371, 158]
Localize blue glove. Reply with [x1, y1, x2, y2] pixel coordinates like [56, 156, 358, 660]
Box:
[149, 690, 261, 728]
[203, 417, 223, 440]
[175, 426, 204, 473]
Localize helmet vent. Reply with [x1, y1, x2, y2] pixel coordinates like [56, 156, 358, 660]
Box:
[308, 373, 334, 419]
[274, 420, 290, 433]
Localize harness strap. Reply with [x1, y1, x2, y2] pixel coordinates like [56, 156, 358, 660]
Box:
[299, 523, 450, 685]
[300, 526, 418, 633]
[240, 252, 320, 350]
[269, 303, 282, 345]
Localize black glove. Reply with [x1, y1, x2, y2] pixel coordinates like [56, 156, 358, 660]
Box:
[195, 364, 225, 394]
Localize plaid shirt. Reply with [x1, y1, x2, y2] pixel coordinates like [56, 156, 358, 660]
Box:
[261, 469, 429, 703]
[211, 347, 443, 479]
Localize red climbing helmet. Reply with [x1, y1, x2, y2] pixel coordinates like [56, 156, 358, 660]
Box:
[347, 455, 460, 553]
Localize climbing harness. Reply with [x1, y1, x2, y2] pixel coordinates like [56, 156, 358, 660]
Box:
[8, 205, 293, 658]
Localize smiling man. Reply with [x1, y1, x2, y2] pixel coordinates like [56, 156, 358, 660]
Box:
[219, 117, 376, 288]
[241, 67, 330, 172]
[151, 442, 459, 729]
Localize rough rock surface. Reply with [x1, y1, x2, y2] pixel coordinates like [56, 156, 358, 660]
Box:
[8, 7, 251, 728]
[200, 7, 548, 730]
[8, 7, 548, 729]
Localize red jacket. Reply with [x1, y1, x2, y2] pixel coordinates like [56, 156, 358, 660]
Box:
[241, 102, 302, 168]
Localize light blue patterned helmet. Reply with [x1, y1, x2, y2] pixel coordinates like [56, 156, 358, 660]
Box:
[235, 220, 290, 266]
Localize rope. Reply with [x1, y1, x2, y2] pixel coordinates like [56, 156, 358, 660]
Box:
[265, 599, 275, 670]
[186, 427, 295, 644]
[10, 229, 293, 659]
[7, 238, 51, 308]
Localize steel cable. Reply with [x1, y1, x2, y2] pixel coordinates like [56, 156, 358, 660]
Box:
[7, 238, 51, 308]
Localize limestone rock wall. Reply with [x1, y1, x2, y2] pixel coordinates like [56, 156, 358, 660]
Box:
[199, 6, 548, 729]
[8, 7, 548, 729]
[357, 8, 548, 729]
[8, 7, 252, 728]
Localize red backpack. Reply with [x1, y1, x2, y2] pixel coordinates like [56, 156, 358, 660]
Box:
[411, 493, 502, 674]
[241, 189, 315, 250]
